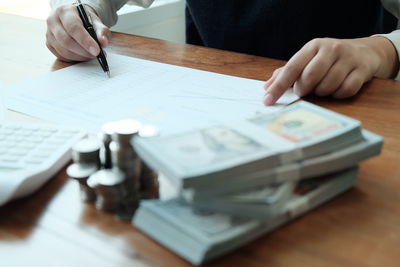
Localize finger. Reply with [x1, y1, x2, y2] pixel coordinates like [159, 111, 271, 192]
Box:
[264, 42, 318, 105]
[332, 69, 365, 99]
[264, 67, 282, 90]
[97, 31, 110, 48]
[46, 40, 71, 62]
[84, 5, 111, 48]
[58, 6, 100, 56]
[94, 22, 111, 48]
[47, 31, 93, 62]
[293, 47, 337, 97]
[314, 60, 354, 96]
[50, 16, 95, 59]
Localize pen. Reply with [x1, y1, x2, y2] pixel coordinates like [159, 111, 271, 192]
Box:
[76, 0, 110, 78]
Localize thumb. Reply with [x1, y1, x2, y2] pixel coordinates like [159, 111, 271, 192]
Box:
[85, 5, 111, 48]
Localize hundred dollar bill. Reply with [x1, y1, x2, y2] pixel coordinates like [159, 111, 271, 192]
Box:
[132, 101, 363, 189]
[182, 130, 382, 200]
[190, 181, 296, 221]
[246, 101, 363, 157]
[133, 168, 359, 265]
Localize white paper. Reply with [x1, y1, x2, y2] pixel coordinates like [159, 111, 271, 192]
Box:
[6, 53, 298, 134]
[0, 81, 6, 122]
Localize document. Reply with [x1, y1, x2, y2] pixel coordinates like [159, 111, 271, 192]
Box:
[6, 53, 298, 134]
[0, 81, 6, 122]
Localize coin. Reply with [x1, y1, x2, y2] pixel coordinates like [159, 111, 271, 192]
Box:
[72, 136, 102, 166]
[67, 163, 99, 202]
[87, 169, 126, 212]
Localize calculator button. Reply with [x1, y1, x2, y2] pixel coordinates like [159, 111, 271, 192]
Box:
[47, 140, 64, 146]
[41, 128, 58, 133]
[35, 131, 52, 138]
[64, 129, 80, 134]
[9, 150, 28, 157]
[5, 125, 21, 130]
[10, 135, 25, 142]
[26, 136, 45, 143]
[32, 152, 51, 159]
[0, 156, 20, 163]
[3, 129, 15, 135]
[17, 143, 36, 150]
[24, 126, 40, 131]
[3, 142, 17, 148]
[25, 158, 44, 165]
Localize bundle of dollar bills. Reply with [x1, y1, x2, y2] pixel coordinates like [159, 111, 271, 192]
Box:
[132, 101, 378, 193]
[182, 129, 381, 201]
[133, 168, 359, 265]
[131, 101, 383, 264]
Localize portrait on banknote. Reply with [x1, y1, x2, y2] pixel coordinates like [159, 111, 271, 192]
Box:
[155, 125, 264, 170]
[248, 107, 345, 142]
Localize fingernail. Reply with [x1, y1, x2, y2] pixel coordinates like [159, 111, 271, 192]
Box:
[101, 35, 108, 47]
[89, 46, 98, 56]
[263, 93, 275, 105]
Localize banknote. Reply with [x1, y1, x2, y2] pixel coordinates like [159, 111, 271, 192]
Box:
[133, 168, 359, 265]
[146, 125, 266, 172]
[250, 109, 342, 142]
[247, 101, 359, 143]
[181, 129, 381, 200]
[132, 101, 365, 190]
[190, 181, 295, 221]
[221, 181, 295, 204]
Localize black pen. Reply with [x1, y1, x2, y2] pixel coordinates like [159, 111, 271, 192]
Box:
[76, 0, 110, 78]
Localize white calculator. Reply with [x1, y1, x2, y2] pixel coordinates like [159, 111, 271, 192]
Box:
[0, 122, 86, 206]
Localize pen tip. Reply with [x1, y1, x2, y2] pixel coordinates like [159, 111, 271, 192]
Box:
[106, 71, 111, 78]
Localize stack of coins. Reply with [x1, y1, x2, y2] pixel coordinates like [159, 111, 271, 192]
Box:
[135, 125, 160, 199]
[67, 136, 102, 202]
[67, 163, 99, 202]
[71, 136, 102, 167]
[87, 169, 126, 212]
[109, 119, 143, 220]
[67, 120, 161, 221]
[99, 121, 115, 169]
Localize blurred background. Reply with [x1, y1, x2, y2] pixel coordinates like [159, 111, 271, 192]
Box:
[0, 0, 185, 43]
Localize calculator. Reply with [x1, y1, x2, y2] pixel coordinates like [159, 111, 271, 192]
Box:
[0, 122, 86, 206]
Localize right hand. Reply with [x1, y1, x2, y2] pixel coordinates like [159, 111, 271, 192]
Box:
[46, 4, 111, 62]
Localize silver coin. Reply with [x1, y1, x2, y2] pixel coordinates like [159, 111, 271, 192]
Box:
[67, 163, 99, 203]
[88, 169, 125, 187]
[99, 122, 115, 169]
[67, 163, 99, 179]
[111, 119, 142, 144]
[87, 169, 127, 212]
[133, 125, 160, 193]
[138, 125, 160, 138]
[72, 136, 102, 165]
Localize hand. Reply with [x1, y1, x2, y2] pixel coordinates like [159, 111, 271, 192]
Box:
[46, 4, 111, 62]
[263, 37, 399, 105]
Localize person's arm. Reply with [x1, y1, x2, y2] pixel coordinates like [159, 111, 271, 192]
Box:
[46, 0, 154, 62]
[263, 35, 399, 105]
[374, 30, 400, 80]
[263, 0, 400, 105]
[50, 0, 154, 27]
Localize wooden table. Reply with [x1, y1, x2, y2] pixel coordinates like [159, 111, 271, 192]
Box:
[1, 13, 400, 267]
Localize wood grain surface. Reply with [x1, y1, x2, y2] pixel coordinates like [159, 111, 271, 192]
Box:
[1, 13, 399, 267]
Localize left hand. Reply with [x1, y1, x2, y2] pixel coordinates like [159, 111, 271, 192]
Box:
[263, 37, 399, 105]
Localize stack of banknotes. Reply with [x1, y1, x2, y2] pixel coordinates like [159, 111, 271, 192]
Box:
[131, 101, 383, 265]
